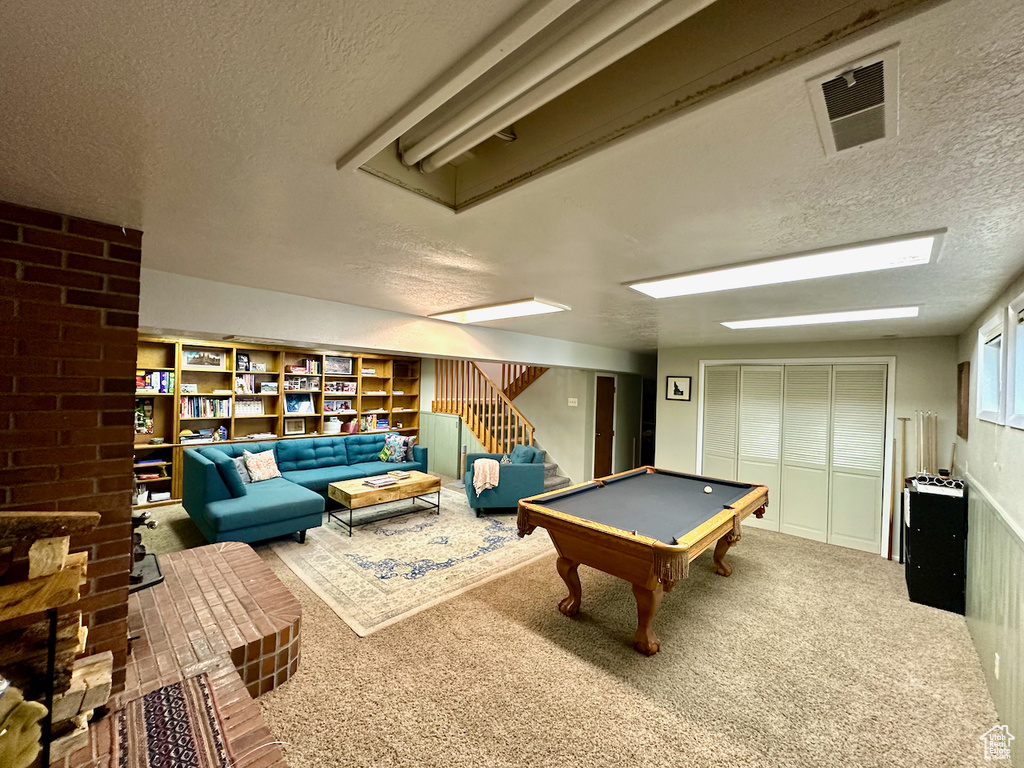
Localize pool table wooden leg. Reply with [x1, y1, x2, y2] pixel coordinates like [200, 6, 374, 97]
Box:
[712, 531, 741, 577]
[631, 582, 664, 655]
[555, 557, 582, 617]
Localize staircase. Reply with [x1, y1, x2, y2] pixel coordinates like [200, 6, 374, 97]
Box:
[434, 359, 571, 491]
[501, 364, 548, 400]
[534, 439, 572, 492]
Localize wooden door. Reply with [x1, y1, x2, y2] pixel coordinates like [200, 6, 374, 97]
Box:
[593, 376, 615, 478]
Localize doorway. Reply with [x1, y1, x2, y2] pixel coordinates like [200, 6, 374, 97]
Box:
[594, 375, 615, 478]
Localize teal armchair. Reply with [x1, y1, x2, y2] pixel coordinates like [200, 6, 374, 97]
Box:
[464, 445, 546, 516]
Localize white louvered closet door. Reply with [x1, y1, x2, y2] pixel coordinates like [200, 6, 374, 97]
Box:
[779, 365, 832, 542]
[737, 366, 783, 531]
[702, 366, 740, 481]
[829, 364, 887, 552]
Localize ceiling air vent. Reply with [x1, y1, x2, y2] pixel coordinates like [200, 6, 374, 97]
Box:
[808, 46, 898, 155]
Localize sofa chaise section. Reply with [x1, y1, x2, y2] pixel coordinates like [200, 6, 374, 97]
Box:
[183, 444, 324, 544]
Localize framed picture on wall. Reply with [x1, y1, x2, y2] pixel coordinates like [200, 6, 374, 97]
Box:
[666, 376, 691, 401]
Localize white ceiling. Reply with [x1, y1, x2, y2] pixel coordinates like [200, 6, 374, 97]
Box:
[2, 0, 1023, 354]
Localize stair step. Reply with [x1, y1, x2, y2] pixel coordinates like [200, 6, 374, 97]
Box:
[544, 474, 572, 491]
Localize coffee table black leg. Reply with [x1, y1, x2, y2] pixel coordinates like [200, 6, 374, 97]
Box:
[329, 486, 441, 535]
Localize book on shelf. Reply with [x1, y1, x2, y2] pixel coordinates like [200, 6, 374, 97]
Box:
[235, 374, 256, 394]
[364, 476, 397, 488]
[135, 370, 175, 394]
[179, 395, 232, 418]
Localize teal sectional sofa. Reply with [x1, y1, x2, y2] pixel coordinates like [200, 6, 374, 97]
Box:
[182, 434, 427, 544]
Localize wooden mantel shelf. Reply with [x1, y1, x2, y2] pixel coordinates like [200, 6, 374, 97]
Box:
[0, 512, 100, 547]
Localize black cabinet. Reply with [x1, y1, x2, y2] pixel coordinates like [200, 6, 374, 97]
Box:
[904, 486, 968, 614]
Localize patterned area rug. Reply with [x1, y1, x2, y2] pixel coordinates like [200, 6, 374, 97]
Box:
[271, 486, 554, 636]
[112, 675, 231, 768]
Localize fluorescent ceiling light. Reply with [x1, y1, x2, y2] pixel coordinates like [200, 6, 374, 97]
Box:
[430, 298, 568, 324]
[722, 306, 920, 330]
[629, 234, 939, 298]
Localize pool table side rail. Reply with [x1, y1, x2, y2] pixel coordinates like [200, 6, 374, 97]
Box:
[518, 473, 769, 586]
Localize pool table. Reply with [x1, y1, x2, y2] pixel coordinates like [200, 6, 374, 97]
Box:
[517, 466, 768, 655]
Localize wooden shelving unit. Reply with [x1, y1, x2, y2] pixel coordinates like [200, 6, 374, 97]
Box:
[133, 337, 422, 507]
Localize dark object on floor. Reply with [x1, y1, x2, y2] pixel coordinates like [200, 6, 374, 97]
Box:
[128, 553, 164, 593]
[112, 674, 232, 768]
[130, 511, 163, 592]
[904, 485, 968, 614]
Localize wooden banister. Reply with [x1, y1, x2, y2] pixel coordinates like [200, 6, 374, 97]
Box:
[501, 364, 548, 400]
[433, 360, 535, 453]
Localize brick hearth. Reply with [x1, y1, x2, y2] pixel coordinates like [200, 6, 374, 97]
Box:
[55, 541, 298, 768]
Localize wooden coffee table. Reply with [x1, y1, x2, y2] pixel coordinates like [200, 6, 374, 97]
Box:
[327, 471, 441, 536]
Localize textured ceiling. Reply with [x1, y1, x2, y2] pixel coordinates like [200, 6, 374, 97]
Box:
[2, 0, 1024, 354]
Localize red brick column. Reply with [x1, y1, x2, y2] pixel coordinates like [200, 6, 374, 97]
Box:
[0, 200, 142, 693]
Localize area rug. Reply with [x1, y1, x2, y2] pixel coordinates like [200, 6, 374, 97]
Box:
[270, 486, 554, 636]
[112, 674, 231, 768]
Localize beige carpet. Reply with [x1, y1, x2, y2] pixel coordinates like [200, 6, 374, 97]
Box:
[147, 504, 1002, 766]
[256, 528, 1000, 768]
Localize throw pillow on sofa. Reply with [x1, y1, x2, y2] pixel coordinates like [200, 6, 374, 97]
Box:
[233, 456, 252, 484]
[383, 433, 417, 463]
[244, 449, 281, 482]
[510, 444, 538, 464]
[210, 450, 247, 497]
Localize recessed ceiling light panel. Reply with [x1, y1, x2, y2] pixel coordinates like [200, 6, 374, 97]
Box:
[629, 232, 942, 299]
[430, 298, 569, 324]
[722, 306, 919, 330]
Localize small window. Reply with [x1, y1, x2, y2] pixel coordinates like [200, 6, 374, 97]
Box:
[977, 315, 1005, 424]
[1006, 296, 1024, 429]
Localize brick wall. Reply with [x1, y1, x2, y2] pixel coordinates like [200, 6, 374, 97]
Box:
[0, 200, 142, 694]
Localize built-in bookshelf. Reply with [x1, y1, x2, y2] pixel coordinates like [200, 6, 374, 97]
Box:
[132, 337, 421, 507]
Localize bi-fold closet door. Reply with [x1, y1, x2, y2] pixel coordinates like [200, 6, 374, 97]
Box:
[701, 363, 887, 553]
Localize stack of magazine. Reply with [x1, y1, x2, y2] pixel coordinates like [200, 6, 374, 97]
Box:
[364, 476, 397, 489]
[387, 470, 410, 480]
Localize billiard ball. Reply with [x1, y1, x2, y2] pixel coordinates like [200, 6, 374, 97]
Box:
[703, 485, 713, 494]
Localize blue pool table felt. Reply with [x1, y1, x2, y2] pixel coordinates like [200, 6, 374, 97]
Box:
[536, 470, 754, 545]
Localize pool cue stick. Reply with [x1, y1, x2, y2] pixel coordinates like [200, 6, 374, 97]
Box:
[917, 411, 925, 473]
[898, 416, 911, 564]
[887, 436, 897, 560]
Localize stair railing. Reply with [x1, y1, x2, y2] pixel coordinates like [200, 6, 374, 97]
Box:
[433, 359, 535, 453]
[501, 364, 548, 400]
